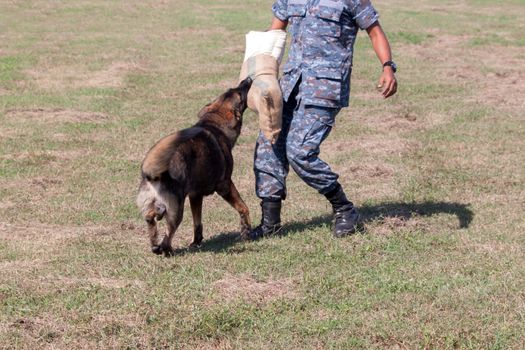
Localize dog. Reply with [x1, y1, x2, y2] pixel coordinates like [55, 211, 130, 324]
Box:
[136, 78, 253, 256]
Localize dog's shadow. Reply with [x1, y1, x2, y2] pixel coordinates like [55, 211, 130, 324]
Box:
[172, 230, 251, 256]
[173, 201, 474, 256]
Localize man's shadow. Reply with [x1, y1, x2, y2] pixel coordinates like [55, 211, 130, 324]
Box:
[173, 201, 473, 256]
[284, 201, 473, 234]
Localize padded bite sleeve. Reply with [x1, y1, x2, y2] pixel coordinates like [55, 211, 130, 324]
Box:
[239, 30, 287, 144]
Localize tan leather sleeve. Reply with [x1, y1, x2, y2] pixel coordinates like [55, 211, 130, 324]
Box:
[239, 55, 283, 144]
[239, 30, 286, 144]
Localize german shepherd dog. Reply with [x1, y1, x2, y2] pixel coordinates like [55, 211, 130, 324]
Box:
[136, 78, 253, 256]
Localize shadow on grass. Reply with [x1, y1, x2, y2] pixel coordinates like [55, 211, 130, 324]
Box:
[285, 201, 474, 235]
[359, 201, 473, 228]
[172, 231, 254, 256]
[172, 201, 473, 256]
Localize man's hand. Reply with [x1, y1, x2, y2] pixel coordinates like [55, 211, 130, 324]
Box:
[377, 67, 397, 98]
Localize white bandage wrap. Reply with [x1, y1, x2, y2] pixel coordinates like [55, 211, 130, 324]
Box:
[240, 30, 287, 144]
[243, 30, 287, 64]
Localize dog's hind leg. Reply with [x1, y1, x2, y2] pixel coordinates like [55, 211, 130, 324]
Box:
[189, 195, 204, 248]
[137, 179, 165, 253]
[158, 194, 184, 257]
[147, 203, 166, 250]
[218, 181, 251, 240]
[145, 216, 160, 252]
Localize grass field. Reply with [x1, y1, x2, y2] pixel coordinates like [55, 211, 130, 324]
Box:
[1, 0, 524, 348]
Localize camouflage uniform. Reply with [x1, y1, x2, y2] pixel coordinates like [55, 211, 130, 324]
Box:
[255, 0, 379, 200]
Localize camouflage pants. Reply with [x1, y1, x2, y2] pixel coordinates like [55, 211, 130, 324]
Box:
[254, 84, 341, 200]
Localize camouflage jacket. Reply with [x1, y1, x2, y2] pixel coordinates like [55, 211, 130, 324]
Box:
[272, 0, 379, 108]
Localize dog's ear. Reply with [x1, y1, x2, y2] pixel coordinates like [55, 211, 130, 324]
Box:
[197, 101, 214, 118]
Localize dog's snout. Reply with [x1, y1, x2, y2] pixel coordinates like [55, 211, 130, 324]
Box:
[237, 77, 253, 108]
[239, 77, 253, 91]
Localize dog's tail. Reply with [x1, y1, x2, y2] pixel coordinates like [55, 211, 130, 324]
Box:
[141, 128, 202, 181]
[136, 179, 167, 222]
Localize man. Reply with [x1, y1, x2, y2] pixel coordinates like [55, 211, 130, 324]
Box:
[251, 0, 397, 239]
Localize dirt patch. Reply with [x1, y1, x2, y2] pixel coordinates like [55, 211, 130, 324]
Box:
[3, 149, 85, 161]
[461, 238, 523, 256]
[85, 61, 144, 89]
[91, 313, 143, 330]
[335, 136, 420, 158]
[143, 0, 170, 9]
[195, 78, 238, 92]
[0, 200, 15, 210]
[0, 222, 105, 241]
[163, 27, 229, 40]
[401, 34, 525, 112]
[193, 339, 234, 350]
[5, 108, 108, 123]
[372, 216, 410, 236]
[9, 315, 67, 343]
[212, 274, 297, 304]
[365, 212, 428, 236]
[27, 61, 146, 90]
[30, 177, 63, 190]
[0, 260, 42, 273]
[347, 164, 394, 178]
[0, 126, 22, 139]
[478, 64, 525, 110]
[373, 335, 411, 350]
[364, 111, 421, 132]
[10, 318, 40, 332]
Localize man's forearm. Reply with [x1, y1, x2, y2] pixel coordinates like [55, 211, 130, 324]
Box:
[366, 21, 397, 98]
[366, 22, 393, 67]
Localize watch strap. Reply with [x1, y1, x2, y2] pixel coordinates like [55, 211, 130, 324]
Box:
[383, 60, 397, 73]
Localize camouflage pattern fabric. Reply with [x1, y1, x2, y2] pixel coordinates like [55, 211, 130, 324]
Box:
[254, 0, 379, 200]
[273, 0, 379, 108]
[254, 82, 341, 200]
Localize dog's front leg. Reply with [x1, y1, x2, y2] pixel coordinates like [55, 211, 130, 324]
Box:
[189, 195, 203, 248]
[218, 181, 251, 240]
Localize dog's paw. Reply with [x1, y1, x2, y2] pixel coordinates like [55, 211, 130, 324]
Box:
[189, 241, 202, 250]
[238, 228, 251, 241]
[163, 249, 174, 257]
[151, 245, 163, 255]
[158, 243, 174, 257]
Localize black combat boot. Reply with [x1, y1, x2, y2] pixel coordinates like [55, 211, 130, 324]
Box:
[325, 183, 360, 237]
[250, 199, 282, 240]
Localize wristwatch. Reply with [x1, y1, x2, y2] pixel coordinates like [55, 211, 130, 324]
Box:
[383, 60, 397, 73]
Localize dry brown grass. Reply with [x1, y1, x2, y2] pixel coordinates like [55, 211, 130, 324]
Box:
[5, 108, 108, 123]
[27, 61, 147, 91]
[212, 274, 297, 305]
